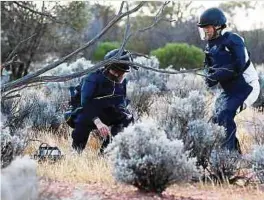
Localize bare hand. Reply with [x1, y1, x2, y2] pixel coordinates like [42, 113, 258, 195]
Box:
[95, 122, 110, 138]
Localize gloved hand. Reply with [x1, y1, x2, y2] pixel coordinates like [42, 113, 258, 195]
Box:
[93, 118, 110, 138]
[205, 76, 218, 88]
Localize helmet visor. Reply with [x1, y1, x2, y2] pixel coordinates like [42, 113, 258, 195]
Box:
[198, 27, 206, 40]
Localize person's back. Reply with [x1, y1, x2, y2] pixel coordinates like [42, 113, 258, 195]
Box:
[76, 68, 128, 124]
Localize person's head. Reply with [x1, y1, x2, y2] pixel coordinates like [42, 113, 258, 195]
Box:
[197, 8, 227, 41]
[104, 49, 136, 83]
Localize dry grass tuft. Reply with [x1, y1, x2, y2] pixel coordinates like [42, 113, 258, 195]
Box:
[24, 130, 114, 184]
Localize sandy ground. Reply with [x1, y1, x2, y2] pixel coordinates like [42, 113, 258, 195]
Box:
[39, 178, 264, 200]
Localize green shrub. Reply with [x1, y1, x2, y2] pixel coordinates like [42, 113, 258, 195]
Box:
[92, 41, 120, 61]
[151, 43, 204, 70]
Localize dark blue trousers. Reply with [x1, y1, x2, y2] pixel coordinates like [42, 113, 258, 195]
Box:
[72, 107, 133, 153]
[212, 92, 245, 152]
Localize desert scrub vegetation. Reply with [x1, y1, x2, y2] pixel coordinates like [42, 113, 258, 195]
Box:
[106, 119, 197, 193]
[1, 56, 264, 198]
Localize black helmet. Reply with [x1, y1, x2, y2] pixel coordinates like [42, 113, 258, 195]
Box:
[197, 8, 226, 28]
[104, 49, 133, 72]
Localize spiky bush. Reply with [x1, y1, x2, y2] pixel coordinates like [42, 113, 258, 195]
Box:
[187, 120, 226, 168]
[106, 119, 197, 193]
[150, 90, 208, 140]
[248, 145, 264, 183]
[209, 149, 242, 182]
[253, 66, 264, 111]
[126, 56, 165, 117]
[1, 95, 34, 133]
[149, 89, 237, 178]
[165, 73, 206, 98]
[1, 114, 28, 168]
[1, 156, 38, 200]
[13, 87, 66, 131]
[127, 56, 167, 90]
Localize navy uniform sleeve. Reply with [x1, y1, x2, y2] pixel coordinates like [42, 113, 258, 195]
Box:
[209, 33, 247, 82]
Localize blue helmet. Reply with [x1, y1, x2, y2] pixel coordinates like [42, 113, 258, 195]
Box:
[104, 49, 134, 72]
[197, 8, 227, 28]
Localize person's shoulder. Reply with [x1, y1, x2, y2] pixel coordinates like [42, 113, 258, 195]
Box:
[83, 69, 102, 82]
[223, 31, 245, 46]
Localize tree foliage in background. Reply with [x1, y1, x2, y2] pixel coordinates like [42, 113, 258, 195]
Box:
[1, 1, 48, 80]
[151, 43, 204, 69]
[92, 41, 120, 61]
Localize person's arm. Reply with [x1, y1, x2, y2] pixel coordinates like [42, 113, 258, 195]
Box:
[82, 73, 111, 137]
[209, 33, 247, 82]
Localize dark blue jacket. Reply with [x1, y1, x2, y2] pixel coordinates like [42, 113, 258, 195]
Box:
[205, 32, 252, 100]
[76, 69, 128, 123]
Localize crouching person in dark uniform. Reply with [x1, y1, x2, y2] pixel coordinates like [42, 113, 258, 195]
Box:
[197, 8, 260, 153]
[72, 49, 137, 153]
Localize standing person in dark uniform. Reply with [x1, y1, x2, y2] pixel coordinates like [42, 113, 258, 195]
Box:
[71, 49, 137, 153]
[197, 8, 260, 152]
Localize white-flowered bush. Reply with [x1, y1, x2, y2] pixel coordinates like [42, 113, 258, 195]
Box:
[165, 73, 206, 98]
[106, 118, 197, 193]
[150, 90, 208, 140]
[187, 120, 226, 168]
[1, 156, 38, 200]
[209, 149, 243, 182]
[0, 114, 28, 168]
[247, 145, 264, 183]
[253, 65, 264, 111]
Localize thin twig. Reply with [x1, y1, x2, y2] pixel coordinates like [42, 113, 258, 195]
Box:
[5, 33, 37, 62]
[118, 1, 171, 52]
[13, 1, 64, 24]
[118, 1, 125, 14]
[1, 56, 24, 69]
[117, 1, 130, 58]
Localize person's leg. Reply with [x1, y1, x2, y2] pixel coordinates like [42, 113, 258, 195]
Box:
[214, 109, 238, 151]
[71, 122, 95, 153]
[212, 93, 242, 152]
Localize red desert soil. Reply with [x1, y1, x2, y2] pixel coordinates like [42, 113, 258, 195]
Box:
[39, 178, 264, 200]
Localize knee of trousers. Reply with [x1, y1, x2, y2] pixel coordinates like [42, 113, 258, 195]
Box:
[212, 110, 236, 128]
[121, 115, 134, 127]
[72, 123, 94, 141]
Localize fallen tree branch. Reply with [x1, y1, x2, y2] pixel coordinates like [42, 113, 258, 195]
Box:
[6, 59, 203, 85]
[2, 94, 21, 101]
